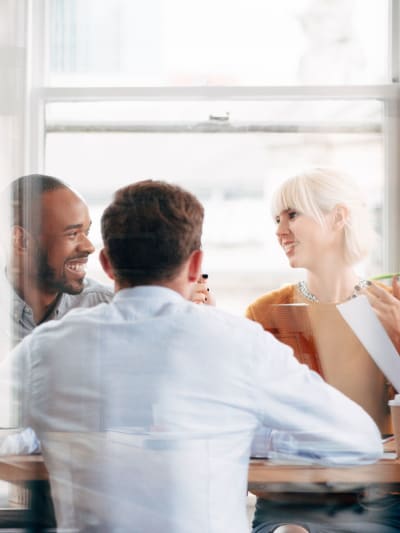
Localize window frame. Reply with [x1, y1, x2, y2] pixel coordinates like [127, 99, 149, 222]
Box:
[24, 0, 400, 273]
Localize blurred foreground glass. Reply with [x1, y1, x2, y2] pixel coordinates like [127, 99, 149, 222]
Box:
[45, 99, 384, 314]
[46, 0, 388, 86]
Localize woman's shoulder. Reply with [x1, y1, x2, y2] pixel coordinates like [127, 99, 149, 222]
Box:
[245, 284, 297, 322]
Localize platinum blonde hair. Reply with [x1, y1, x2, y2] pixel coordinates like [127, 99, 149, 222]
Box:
[271, 167, 375, 265]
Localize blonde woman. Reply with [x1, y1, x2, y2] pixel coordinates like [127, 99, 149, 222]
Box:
[247, 167, 374, 312]
[246, 168, 398, 533]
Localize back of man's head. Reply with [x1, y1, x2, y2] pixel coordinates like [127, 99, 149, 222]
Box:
[101, 180, 204, 286]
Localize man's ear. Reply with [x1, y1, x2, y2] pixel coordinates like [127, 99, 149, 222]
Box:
[99, 248, 115, 280]
[187, 249, 203, 283]
[12, 226, 30, 253]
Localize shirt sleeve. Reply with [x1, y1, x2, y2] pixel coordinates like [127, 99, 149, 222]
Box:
[2, 334, 32, 429]
[0, 335, 38, 455]
[250, 326, 383, 465]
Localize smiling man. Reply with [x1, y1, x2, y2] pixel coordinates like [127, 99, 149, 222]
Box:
[0, 175, 114, 530]
[3, 174, 113, 346]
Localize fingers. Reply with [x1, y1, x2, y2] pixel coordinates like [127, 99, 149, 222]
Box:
[357, 283, 389, 316]
[191, 273, 216, 306]
[359, 281, 393, 303]
[357, 278, 400, 351]
[361, 280, 400, 319]
[191, 274, 209, 304]
[197, 273, 209, 286]
[392, 276, 400, 300]
[191, 290, 208, 304]
[204, 287, 216, 306]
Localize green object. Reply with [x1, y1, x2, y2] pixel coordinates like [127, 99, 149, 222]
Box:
[370, 272, 400, 281]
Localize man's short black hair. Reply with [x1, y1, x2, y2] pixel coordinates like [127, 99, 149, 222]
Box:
[7, 174, 68, 230]
[101, 180, 204, 286]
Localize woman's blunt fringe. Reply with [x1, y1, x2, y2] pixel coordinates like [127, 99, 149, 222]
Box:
[271, 167, 376, 265]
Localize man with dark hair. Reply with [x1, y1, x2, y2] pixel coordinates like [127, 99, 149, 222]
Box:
[8, 180, 382, 532]
[2, 174, 113, 346]
[100, 179, 203, 286]
[0, 174, 113, 530]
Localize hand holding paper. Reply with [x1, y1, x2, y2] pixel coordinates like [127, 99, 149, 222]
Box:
[359, 278, 400, 353]
[337, 295, 400, 393]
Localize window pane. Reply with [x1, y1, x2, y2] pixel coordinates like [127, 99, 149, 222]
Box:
[45, 100, 384, 314]
[47, 0, 388, 86]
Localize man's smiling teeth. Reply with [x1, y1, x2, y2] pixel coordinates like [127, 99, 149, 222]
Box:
[66, 262, 86, 273]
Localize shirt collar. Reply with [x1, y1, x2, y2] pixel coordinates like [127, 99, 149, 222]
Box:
[1, 268, 27, 323]
[4, 269, 64, 324]
[11, 288, 28, 322]
[113, 285, 185, 305]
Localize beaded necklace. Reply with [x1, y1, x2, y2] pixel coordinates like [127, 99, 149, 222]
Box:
[297, 279, 369, 303]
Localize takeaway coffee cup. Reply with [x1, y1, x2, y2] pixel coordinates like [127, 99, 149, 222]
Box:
[389, 394, 400, 456]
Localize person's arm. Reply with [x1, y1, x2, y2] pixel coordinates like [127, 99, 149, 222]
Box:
[250, 326, 382, 465]
[0, 336, 38, 454]
[361, 277, 400, 353]
[9, 335, 32, 429]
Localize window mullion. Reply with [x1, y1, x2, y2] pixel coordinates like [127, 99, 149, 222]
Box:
[383, 2, 400, 272]
[25, 0, 46, 173]
[389, 0, 400, 82]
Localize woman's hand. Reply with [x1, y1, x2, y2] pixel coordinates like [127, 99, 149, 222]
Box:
[362, 277, 400, 352]
[190, 274, 216, 306]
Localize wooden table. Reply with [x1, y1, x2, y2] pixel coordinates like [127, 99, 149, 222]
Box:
[0, 456, 50, 529]
[0, 455, 47, 482]
[248, 442, 399, 497]
[0, 443, 398, 489]
[0, 446, 398, 528]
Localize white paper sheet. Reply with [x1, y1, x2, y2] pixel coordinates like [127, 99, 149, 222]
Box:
[337, 295, 400, 392]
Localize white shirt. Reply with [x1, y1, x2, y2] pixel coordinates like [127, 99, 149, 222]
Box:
[0, 273, 112, 427]
[9, 286, 382, 533]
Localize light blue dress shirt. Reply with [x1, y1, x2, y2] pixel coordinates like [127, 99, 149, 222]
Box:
[10, 276, 113, 345]
[0, 272, 113, 427]
[9, 286, 382, 532]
